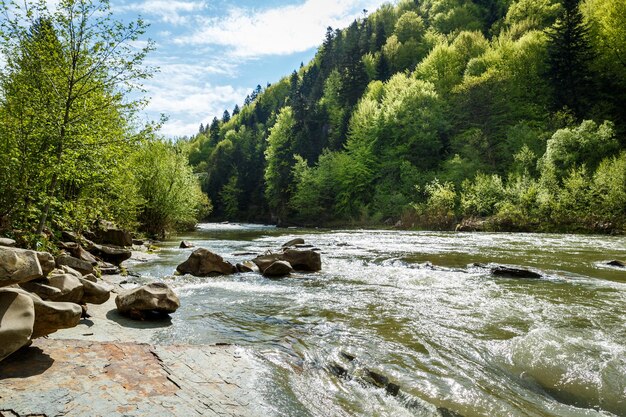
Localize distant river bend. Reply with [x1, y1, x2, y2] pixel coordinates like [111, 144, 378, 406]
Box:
[127, 224, 626, 417]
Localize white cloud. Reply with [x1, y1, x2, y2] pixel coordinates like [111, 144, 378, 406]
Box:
[174, 0, 390, 57]
[142, 61, 247, 136]
[118, 0, 207, 25]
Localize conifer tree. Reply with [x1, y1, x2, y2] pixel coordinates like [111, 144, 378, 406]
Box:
[546, 0, 596, 117]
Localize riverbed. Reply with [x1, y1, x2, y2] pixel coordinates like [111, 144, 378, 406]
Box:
[126, 224, 626, 417]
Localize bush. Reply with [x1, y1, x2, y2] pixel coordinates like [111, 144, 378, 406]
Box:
[133, 140, 212, 237]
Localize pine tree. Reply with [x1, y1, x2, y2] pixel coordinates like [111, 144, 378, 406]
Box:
[546, 0, 596, 117]
[232, 104, 240, 115]
[222, 110, 231, 123]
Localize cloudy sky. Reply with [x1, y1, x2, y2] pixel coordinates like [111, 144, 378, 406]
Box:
[109, 0, 391, 137]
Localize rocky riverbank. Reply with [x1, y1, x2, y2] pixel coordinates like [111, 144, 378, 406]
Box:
[0, 227, 273, 417]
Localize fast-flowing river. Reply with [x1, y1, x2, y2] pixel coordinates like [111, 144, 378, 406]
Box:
[127, 223, 626, 417]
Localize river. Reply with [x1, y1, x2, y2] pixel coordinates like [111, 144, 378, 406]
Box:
[125, 223, 626, 417]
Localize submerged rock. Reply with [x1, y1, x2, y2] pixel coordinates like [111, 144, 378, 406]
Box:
[179, 240, 195, 249]
[115, 282, 180, 320]
[0, 289, 34, 362]
[490, 265, 542, 279]
[176, 248, 236, 276]
[262, 260, 293, 277]
[607, 260, 625, 268]
[0, 246, 44, 287]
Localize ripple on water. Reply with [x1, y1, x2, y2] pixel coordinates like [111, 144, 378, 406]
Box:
[138, 225, 626, 417]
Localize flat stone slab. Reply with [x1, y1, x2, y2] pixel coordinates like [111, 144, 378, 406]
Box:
[0, 339, 268, 417]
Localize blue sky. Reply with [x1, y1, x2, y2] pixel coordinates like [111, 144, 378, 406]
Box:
[109, 0, 392, 137]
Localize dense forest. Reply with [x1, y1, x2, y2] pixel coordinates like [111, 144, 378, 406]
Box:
[0, 0, 209, 248]
[187, 0, 626, 233]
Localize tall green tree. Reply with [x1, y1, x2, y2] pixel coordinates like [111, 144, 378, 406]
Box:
[0, 0, 154, 234]
[546, 0, 595, 117]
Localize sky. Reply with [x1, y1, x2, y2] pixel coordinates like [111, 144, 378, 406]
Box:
[108, 0, 392, 137]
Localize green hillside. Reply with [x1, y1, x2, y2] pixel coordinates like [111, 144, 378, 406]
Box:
[187, 0, 626, 233]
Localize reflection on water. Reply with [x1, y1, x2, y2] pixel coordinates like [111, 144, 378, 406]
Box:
[128, 224, 626, 417]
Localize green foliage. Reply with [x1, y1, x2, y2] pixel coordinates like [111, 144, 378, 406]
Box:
[0, 0, 168, 243]
[182, 0, 626, 233]
[461, 174, 506, 216]
[540, 120, 618, 179]
[414, 179, 458, 227]
[133, 140, 211, 237]
[264, 106, 296, 215]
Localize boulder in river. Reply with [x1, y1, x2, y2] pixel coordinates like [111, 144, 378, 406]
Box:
[0, 246, 44, 287]
[262, 260, 293, 277]
[490, 264, 542, 279]
[281, 249, 321, 271]
[282, 238, 305, 248]
[606, 260, 625, 268]
[55, 254, 94, 276]
[115, 282, 180, 320]
[176, 248, 236, 276]
[0, 289, 35, 362]
[252, 249, 321, 273]
[179, 241, 195, 249]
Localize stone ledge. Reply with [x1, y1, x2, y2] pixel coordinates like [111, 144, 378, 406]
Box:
[0, 339, 267, 417]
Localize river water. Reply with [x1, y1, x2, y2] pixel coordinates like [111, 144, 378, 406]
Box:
[127, 223, 626, 417]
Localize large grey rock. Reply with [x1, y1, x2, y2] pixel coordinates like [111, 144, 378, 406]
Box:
[78, 276, 110, 305]
[56, 254, 94, 275]
[252, 249, 322, 273]
[60, 242, 98, 265]
[176, 248, 236, 276]
[115, 282, 180, 320]
[0, 237, 16, 247]
[281, 249, 322, 271]
[36, 251, 56, 276]
[5, 288, 82, 339]
[46, 273, 85, 303]
[2, 287, 81, 339]
[0, 246, 43, 287]
[262, 260, 293, 278]
[86, 243, 131, 265]
[19, 280, 63, 300]
[0, 289, 34, 362]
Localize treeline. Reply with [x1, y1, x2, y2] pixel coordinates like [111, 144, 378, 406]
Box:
[189, 0, 626, 233]
[0, 1, 209, 248]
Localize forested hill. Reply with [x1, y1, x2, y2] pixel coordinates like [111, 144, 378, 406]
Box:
[186, 0, 626, 233]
